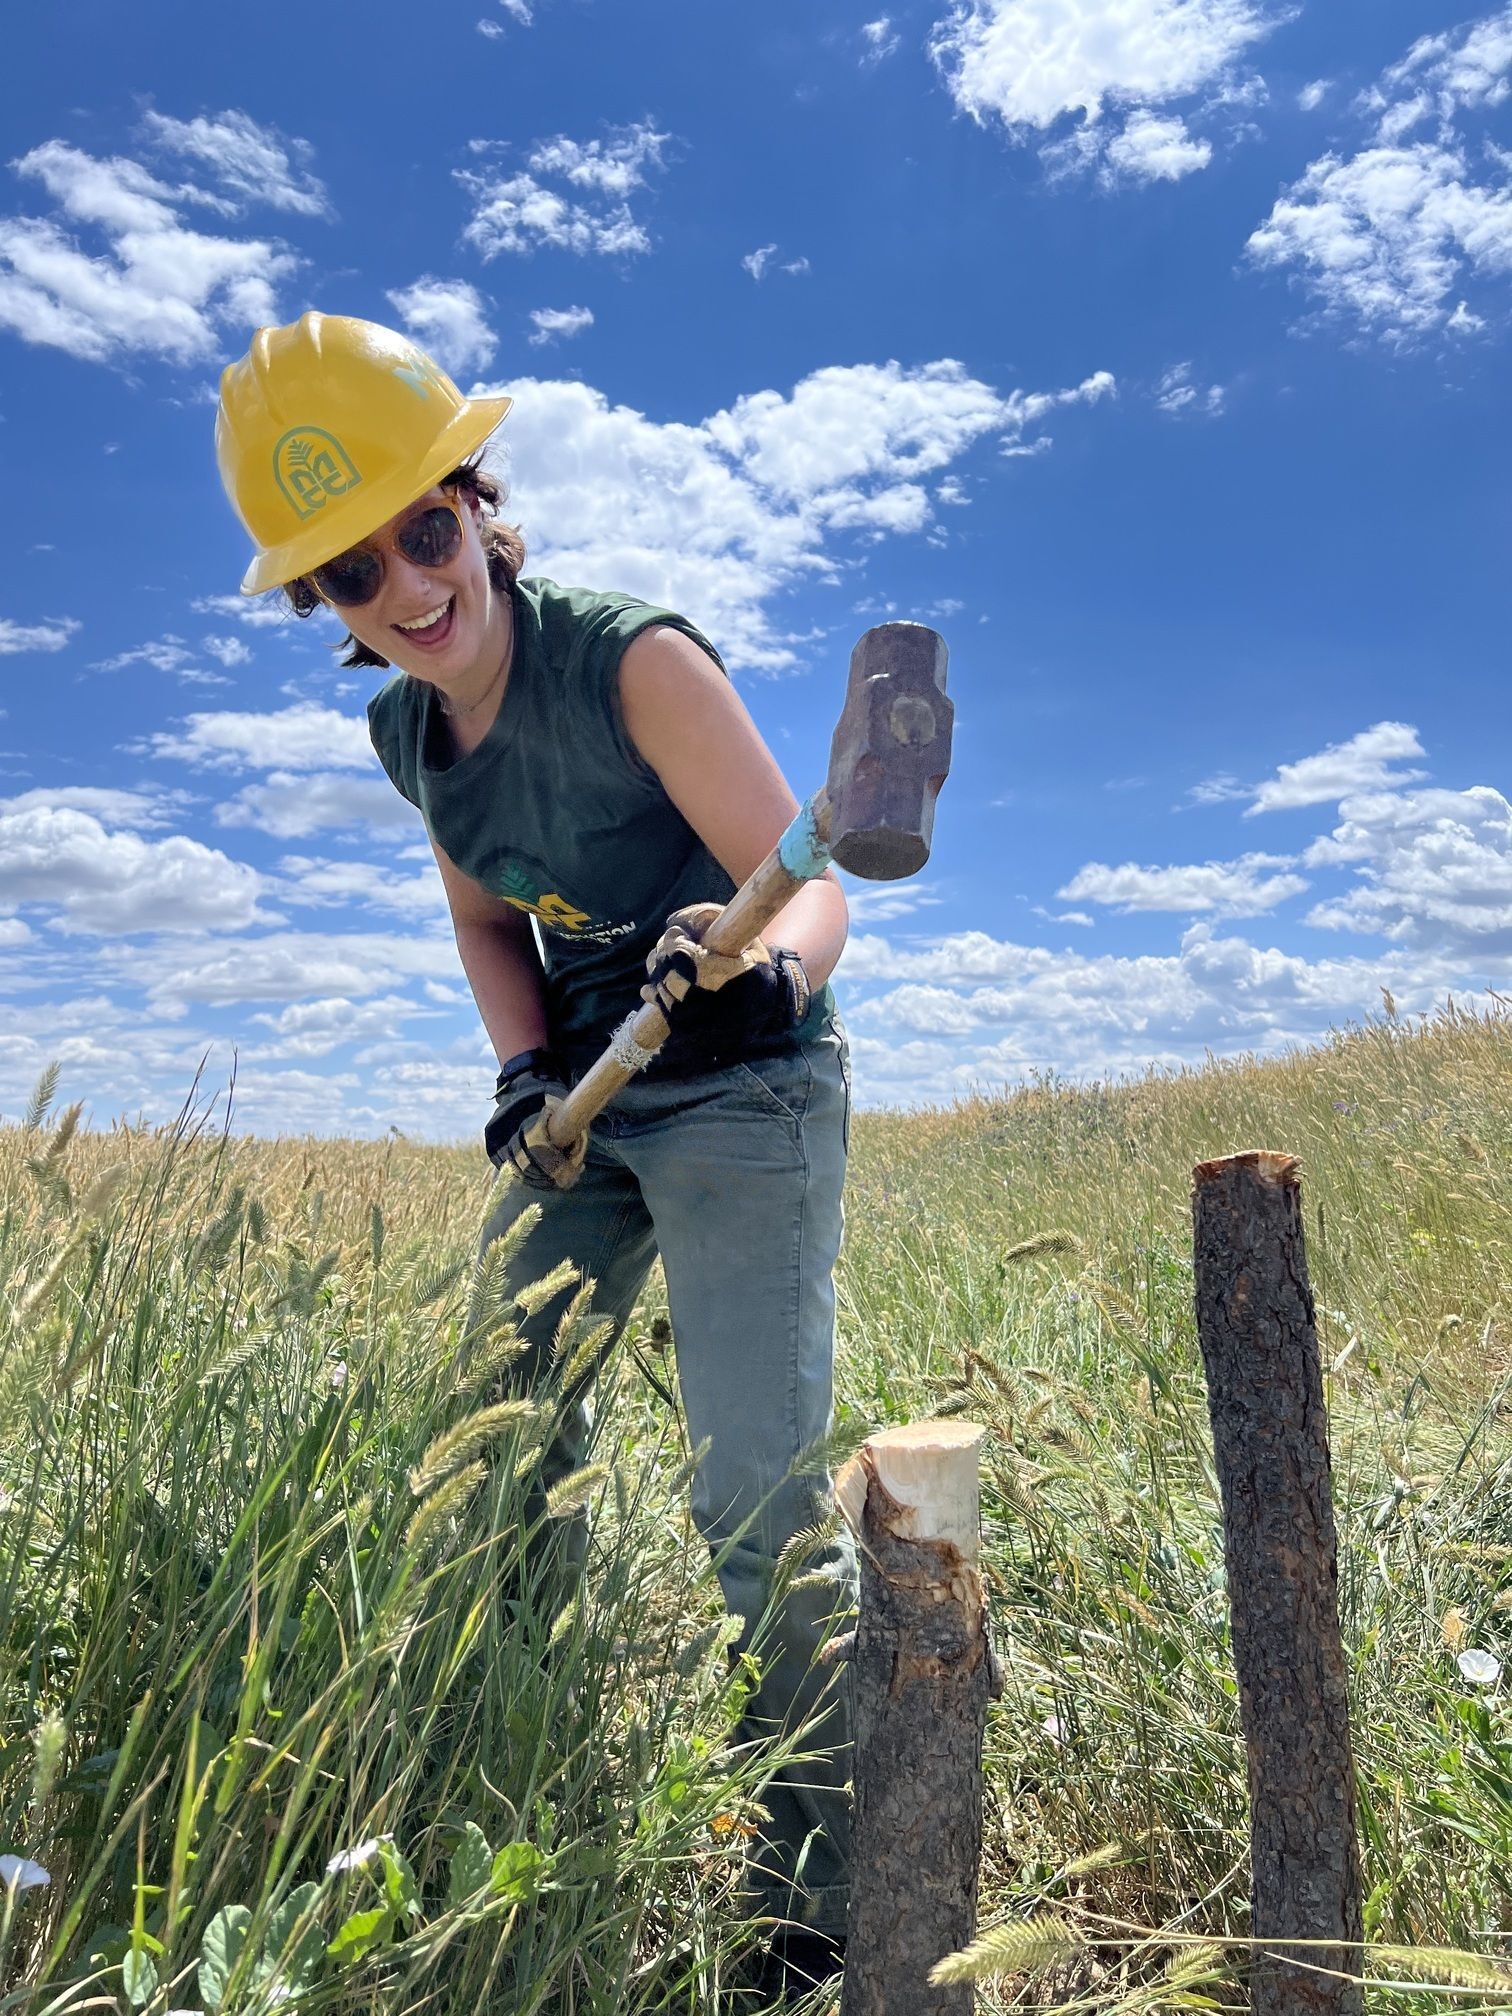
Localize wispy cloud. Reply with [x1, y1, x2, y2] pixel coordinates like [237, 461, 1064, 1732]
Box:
[861, 16, 902, 64]
[528, 304, 594, 345]
[1059, 853, 1308, 915]
[0, 615, 78, 654]
[139, 109, 330, 218]
[1155, 361, 1225, 414]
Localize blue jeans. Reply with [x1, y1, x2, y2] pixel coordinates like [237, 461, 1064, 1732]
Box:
[478, 1012, 857, 1935]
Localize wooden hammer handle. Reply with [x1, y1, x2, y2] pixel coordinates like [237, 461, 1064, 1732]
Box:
[545, 791, 832, 1146]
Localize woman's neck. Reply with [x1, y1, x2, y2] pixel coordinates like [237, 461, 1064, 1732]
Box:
[438, 592, 514, 758]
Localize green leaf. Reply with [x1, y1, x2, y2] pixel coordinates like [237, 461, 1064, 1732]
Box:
[489, 1841, 546, 1905]
[326, 1904, 394, 1965]
[448, 1822, 493, 1907]
[199, 1904, 253, 2011]
[84, 1924, 132, 1969]
[262, 1881, 325, 1990]
[122, 1947, 159, 2008]
[378, 1839, 421, 1922]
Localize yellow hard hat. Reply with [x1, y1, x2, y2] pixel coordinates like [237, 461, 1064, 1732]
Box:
[216, 312, 513, 595]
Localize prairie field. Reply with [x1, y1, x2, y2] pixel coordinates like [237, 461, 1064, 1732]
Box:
[1, 1002, 1510, 2014]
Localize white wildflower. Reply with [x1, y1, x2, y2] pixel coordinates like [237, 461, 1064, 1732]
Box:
[1041, 1713, 1065, 1746]
[1458, 1648, 1502, 1687]
[326, 1833, 389, 1874]
[329, 1361, 348, 1391]
[0, 1854, 51, 1890]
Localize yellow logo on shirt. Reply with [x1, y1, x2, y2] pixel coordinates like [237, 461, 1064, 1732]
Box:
[502, 890, 592, 933]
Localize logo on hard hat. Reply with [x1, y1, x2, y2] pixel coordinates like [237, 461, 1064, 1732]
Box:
[273, 428, 362, 520]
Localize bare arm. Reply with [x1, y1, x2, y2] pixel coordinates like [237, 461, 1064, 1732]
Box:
[431, 838, 550, 1065]
[618, 628, 849, 987]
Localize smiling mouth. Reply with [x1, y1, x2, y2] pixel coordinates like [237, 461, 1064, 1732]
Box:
[393, 595, 456, 647]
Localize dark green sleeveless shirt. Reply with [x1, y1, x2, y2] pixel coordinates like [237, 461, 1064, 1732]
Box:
[367, 575, 827, 1072]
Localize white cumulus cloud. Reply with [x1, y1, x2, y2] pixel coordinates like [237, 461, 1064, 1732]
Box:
[930, 0, 1279, 185]
[459, 121, 668, 259]
[1248, 141, 1512, 341]
[0, 802, 264, 935]
[1303, 784, 1512, 951]
[0, 137, 300, 365]
[1249, 11, 1512, 341]
[1104, 110, 1213, 182]
[216, 772, 419, 839]
[386, 276, 497, 374]
[142, 703, 376, 773]
[488, 357, 1113, 668]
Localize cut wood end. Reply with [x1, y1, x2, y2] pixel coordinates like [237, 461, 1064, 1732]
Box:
[835, 1454, 867, 1536]
[866, 1419, 985, 1557]
[869, 1421, 988, 1457]
[1192, 1149, 1301, 1191]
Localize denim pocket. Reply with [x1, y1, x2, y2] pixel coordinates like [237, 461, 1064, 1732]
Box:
[734, 1049, 812, 1128]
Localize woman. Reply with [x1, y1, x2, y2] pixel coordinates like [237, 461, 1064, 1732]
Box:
[215, 313, 856, 1990]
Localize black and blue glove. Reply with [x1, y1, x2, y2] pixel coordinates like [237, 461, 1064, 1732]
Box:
[642, 903, 811, 1070]
[484, 1047, 587, 1190]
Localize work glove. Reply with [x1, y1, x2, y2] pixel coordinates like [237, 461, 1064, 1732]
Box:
[484, 1049, 588, 1192]
[642, 902, 811, 1069]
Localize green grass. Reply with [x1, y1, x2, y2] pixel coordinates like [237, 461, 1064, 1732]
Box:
[2, 1000, 1510, 2013]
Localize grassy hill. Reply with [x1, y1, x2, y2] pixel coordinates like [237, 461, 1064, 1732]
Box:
[1, 1003, 1509, 2012]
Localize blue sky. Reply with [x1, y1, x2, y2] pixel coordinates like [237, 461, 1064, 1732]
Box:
[1, 0, 1509, 1136]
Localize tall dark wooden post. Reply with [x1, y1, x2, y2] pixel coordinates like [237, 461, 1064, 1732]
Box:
[1191, 1151, 1364, 2016]
[837, 1421, 992, 2016]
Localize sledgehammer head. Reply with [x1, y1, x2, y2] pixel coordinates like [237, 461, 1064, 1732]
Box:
[825, 622, 953, 879]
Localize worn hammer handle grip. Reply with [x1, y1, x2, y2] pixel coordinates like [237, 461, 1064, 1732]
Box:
[545, 792, 832, 1147]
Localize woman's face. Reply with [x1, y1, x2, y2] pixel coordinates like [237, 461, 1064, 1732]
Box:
[327, 485, 503, 686]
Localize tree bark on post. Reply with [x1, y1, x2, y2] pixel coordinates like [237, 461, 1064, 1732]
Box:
[1191, 1151, 1364, 2016]
[836, 1420, 993, 2016]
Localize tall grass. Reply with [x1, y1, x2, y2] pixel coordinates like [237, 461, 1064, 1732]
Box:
[0, 1091, 799, 2013]
[2, 999, 1510, 2013]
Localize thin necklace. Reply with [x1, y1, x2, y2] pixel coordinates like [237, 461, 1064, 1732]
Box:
[437, 630, 511, 720]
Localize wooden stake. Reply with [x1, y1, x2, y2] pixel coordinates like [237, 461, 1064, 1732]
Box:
[1191, 1152, 1364, 2016]
[838, 1421, 993, 2016]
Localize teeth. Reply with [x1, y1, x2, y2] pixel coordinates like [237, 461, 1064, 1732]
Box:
[397, 599, 451, 633]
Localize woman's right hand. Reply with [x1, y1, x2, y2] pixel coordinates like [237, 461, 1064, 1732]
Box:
[485, 1052, 587, 1190]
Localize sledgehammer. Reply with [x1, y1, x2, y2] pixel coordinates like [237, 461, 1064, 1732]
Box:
[545, 621, 953, 1146]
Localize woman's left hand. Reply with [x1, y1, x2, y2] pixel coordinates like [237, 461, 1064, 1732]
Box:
[643, 903, 810, 1062]
[642, 902, 772, 1012]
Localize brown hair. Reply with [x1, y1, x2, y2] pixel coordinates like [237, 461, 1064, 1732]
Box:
[282, 458, 527, 670]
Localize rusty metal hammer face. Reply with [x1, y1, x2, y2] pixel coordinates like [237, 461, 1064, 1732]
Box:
[824, 622, 953, 879]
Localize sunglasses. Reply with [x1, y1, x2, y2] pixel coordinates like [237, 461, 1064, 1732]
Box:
[310, 496, 465, 608]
